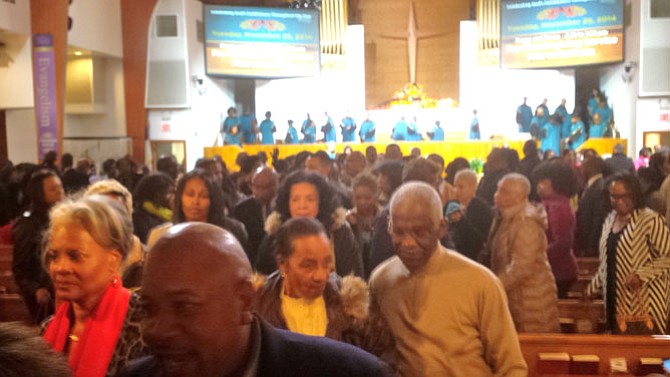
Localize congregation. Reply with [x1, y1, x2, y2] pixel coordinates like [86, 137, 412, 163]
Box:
[1, 138, 670, 376]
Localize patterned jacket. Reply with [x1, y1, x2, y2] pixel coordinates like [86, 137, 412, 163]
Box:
[587, 208, 670, 334]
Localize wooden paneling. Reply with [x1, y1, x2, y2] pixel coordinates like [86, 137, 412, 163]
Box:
[357, 0, 469, 108]
[120, 0, 159, 163]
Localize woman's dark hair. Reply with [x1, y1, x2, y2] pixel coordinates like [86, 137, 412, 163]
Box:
[532, 160, 578, 197]
[275, 217, 327, 261]
[372, 160, 404, 194]
[132, 172, 175, 208]
[173, 169, 227, 226]
[25, 169, 60, 217]
[352, 173, 378, 192]
[607, 172, 645, 210]
[444, 157, 470, 184]
[275, 170, 339, 231]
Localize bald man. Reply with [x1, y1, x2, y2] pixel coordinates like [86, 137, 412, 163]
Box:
[487, 173, 560, 333]
[448, 169, 493, 262]
[233, 167, 278, 263]
[124, 223, 391, 377]
[370, 182, 526, 377]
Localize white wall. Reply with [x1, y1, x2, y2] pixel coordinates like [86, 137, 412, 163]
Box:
[0, 0, 30, 35]
[0, 35, 34, 109]
[68, 0, 123, 57]
[6, 109, 38, 163]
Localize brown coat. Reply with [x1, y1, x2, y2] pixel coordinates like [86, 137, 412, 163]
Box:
[488, 202, 560, 333]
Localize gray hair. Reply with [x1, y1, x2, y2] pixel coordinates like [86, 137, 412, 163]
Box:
[390, 181, 443, 226]
[454, 169, 478, 186]
[84, 179, 133, 215]
[47, 195, 133, 260]
[500, 173, 531, 198]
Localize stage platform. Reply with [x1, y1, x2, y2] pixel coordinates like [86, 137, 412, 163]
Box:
[204, 138, 627, 172]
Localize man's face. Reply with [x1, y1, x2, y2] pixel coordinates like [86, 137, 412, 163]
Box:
[141, 249, 249, 377]
[344, 154, 366, 177]
[305, 157, 329, 177]
[251, 173, 277, 205]
[453, 176, 475, 205]
[494, 179, 524, 209]
[389, 201, 440, 273]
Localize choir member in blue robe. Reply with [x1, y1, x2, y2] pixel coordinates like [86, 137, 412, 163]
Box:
[359, 113, 376, 142]
[222, 107, 241, 146]
[301, 113, 317, 143]
[589, 113, 606, 138]
[565, 114, 585, 150]
[469, 110, 480, 140]
[392, 117, 409, 141]
[516, 97, 533, 133]
[407, 116, 422, 141]
[285, 120, 299, 144]
[540, 114, 562, 156]
[239, 110, 257, 144]
[340, 114, 357, 142]
[554, 99, 571, 139]
[537, 98, 550, 123]
[427, 120, 445, 141]
[594, 101, 612, 127]
[259, 111, 276, 145]
[529, 107, 547, 140]
[587, 89, 600, 121]
[322, 112, 336, 143]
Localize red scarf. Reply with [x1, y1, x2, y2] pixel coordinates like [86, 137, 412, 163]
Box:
[43, 278, 131, 377]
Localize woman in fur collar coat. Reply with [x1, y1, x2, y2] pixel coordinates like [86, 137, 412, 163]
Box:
[254, 217, 395, 365]
[255, 171, 364, 277]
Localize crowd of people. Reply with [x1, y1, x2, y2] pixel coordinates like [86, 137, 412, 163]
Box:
[1, 138, 670, 376]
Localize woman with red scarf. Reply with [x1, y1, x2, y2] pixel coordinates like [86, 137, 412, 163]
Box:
[42, 195, 147, 377]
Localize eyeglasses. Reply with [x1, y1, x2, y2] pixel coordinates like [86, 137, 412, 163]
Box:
[609, 192, 631, 201]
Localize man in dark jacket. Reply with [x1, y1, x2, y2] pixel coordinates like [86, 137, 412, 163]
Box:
[575, 156, 609, 257]
[123, 223, 391, 377]
[604, 143, 635, 175]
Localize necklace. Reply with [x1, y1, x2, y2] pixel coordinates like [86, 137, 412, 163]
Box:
[68, 334, 80, 342]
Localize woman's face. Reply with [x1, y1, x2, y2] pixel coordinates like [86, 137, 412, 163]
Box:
[181, 177, 210, 222]
[289, 182, 319, 219]
[47, 222, 121, 305]
[609, 181, 635, 216]
[43, 176, 64, 206]
[353, 185, 377, 215]
[536, 178, 555, 200]
[280, 234, 333, 300]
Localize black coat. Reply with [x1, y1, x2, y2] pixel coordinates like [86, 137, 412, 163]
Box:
[121, 317, 393, 377]
[449, 197, 493, 262]
[233, 197, 267, 265]
[575, 177, 609, 257]
[132, 206, 166, 245]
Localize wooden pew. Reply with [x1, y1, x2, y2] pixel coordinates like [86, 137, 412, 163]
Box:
[0, 293, 31, 323]
[519, 333, 670, 376]
[558, 299, 606, 334]
[0, 244, 12, 273]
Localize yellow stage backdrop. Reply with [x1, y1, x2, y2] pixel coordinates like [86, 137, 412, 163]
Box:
[204, 138, 626, 172]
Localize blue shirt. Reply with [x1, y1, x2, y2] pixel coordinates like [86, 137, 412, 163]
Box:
[359, 120, 376, 142]
[392, 120, 409, 141]
[259, 119, 275, 145]
[589, 123, 606, 139]
[516, 104, 533, 132]
[301, 119, 316, 143]
[530, 116, 546, 139]
[469, 117, 480, 140]
[407, 121, 422, 141]
[240, 114, 256, 144]
[541, 121, 562, 155]
[594, 106, 612, 127]
[568, 120, 585, 150]
[323, 116, 336, 143]
[223, 116, 241, 145]
[341, 117, 357, 142]
[430, 125, 445, 141]
[285, 126, 299, 144]
[554, 105, 571, 138]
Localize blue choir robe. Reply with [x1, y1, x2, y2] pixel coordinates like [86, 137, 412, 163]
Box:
[259, 119, 276, 145]
[541, 121, 561, 155]
[568, 120, 585, 150]
[529, 116, 546, 139]
[587, 97, 598, 118]
[407, 121, 422, 141]
[539, 104, 550, 123]
[359, 120, 376, 142]
[323, 116, 336, 143]
[341, 117, 357, 142]
[469, 117, 480, 140]
[301, 119, 316, 143]
[223, 116, 241, 145]
[589, 123, 606, 138]
[392, 120, 409, 141]
[240, 114, 256, 144]
[594, 106, 612, 127]
[285, 126, 299, 144]
[429, 125, 445, 141]
[554, 105, 571, 138]
[516, 104, 533, 132]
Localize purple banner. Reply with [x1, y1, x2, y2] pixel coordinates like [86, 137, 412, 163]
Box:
[32, 33, 59, 161]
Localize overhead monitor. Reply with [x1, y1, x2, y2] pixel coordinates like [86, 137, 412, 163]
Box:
[204, 5, 321, 78]
[500, 0, 624, 69]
